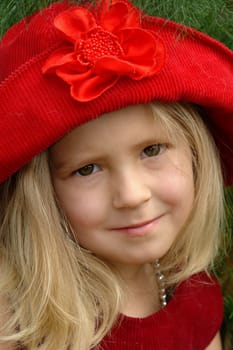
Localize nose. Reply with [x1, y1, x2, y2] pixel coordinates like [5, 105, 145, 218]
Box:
[112, 169, 152, 209]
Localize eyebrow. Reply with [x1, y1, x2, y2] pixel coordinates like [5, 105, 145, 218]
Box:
[50, 155, 103, 172]
[50, 134, 168, 172]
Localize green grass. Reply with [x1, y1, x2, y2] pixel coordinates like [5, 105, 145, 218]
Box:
[1, 0, 233, 50]
[220, 186, 233, 349]
[134, 0, 233, 49]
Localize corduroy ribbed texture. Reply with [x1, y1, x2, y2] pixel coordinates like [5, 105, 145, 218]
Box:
[0, 1, 233, 184]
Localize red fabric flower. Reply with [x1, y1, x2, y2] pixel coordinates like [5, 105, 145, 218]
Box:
[42, 0, 165, 102]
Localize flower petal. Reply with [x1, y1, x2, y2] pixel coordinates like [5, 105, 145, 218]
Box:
[43, 0, 166, 102]
[101, 1, 140, 33]
[94, 55, 160, 80]
[54, 7, 97, 42]
[42, 47, 75, 73]
[94, 56, 135, 75]
[119, 28, 165, 77]
[119, 28, 156, 59]
[71, 73, 119, 102]
[56, 65, 89, 83]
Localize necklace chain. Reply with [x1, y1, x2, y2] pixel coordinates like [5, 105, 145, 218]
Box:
[154, 259, 167, 308]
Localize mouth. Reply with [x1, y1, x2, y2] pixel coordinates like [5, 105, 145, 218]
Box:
[111, 216, 163, 237]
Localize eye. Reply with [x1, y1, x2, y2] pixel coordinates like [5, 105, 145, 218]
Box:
[142, 144, 164, 158]
[73, 164, 100, 176]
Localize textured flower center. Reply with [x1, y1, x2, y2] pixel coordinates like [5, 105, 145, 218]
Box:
[79, 27, 123, 64]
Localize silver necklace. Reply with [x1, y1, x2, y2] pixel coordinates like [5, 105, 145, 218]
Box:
[154, 259, 167, 308]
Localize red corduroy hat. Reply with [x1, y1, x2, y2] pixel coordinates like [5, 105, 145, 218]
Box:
[0, 0, 232, 184]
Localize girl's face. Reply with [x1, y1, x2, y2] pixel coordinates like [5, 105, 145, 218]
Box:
[50, 104, 194, 266]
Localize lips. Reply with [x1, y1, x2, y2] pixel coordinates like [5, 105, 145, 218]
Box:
[116, 218, 156, 230]
[111, 216, 163, 237]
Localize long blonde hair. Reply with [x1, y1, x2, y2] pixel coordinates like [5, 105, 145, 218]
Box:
[0, 102, 225, 349]
[150, 102, 225, 282]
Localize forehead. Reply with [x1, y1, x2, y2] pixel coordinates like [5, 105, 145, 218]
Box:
[49, 103, 190, 170]
[51, 104, 161, 152]
[73, 103, 157, 139]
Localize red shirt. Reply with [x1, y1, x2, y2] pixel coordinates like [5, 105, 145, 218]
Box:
[100, 273, 223, 349]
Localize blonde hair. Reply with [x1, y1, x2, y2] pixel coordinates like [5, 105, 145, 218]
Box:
[0, 102, 225, 349]
[150, 102, 225, 282]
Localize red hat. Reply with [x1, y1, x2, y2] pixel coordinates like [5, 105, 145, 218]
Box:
[0, 0, 232, 184]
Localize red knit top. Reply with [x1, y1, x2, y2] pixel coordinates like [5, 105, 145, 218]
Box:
[99, 273, 223, 350]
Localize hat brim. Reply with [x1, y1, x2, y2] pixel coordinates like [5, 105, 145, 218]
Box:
[0, 3, 232, 184]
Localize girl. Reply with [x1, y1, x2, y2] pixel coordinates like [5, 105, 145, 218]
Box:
[0, 0, 232, 349]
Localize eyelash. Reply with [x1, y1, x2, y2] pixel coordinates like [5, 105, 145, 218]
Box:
[73, 144, 165, 177]
[72, 164, 100, 177]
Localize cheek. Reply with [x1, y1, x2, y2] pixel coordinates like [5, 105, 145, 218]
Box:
[156, 165, 194, 211]
[56, 186, 107, 231]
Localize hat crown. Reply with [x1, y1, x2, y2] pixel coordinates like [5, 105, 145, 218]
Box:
[0, 3, 67, 82]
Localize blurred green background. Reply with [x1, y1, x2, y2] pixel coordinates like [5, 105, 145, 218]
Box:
[0, 0, 233, 348]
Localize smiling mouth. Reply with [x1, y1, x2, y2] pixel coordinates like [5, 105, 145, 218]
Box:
[111, 216, 163, 237]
